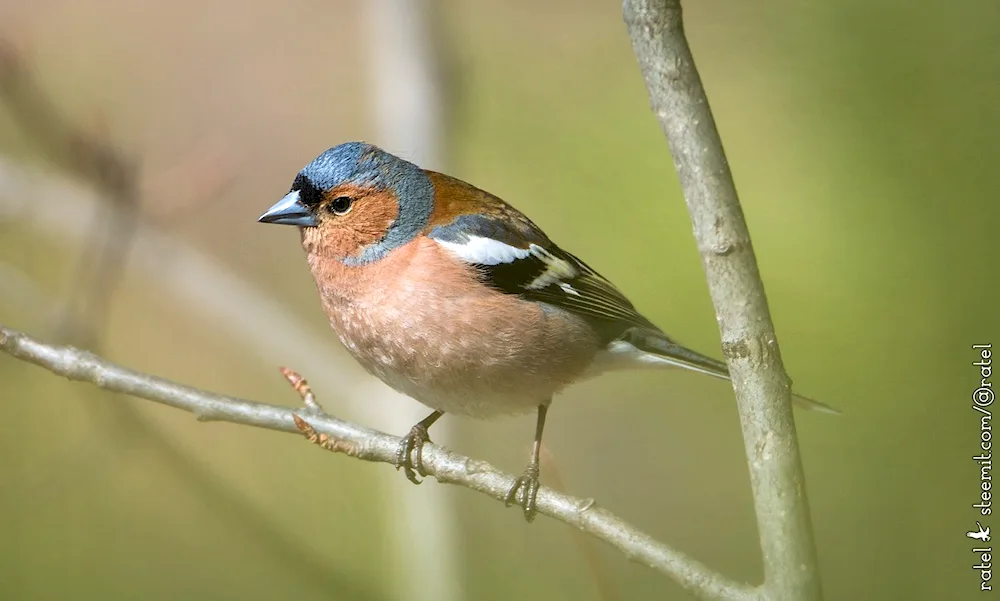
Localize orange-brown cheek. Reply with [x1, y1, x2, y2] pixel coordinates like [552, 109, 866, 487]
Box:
[309, 190, 400, 261]
[348, 191, 399, 250]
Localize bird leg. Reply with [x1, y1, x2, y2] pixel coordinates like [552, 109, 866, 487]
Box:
[395, 410, 444, 484]
[504, 403, 549, 522]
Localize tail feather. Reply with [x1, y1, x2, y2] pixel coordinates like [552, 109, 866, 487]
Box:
[630, 330, 841, 415]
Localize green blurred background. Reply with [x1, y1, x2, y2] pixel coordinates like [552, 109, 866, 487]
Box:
[0, 0, 995, 600]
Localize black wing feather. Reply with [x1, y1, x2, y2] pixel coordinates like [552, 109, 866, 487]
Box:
[475, 245, 658, 342]
[427, 211, 658, 341]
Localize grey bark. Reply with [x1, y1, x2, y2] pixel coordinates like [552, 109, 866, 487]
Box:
[623, 2, 824, 600]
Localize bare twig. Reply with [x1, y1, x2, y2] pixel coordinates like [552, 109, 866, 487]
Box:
[0, 324, 761, 601]
[280, 367, 326, 414]
[623, 2, 823, 600]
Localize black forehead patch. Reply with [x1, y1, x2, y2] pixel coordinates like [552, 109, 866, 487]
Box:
[292, 174, 324, 207]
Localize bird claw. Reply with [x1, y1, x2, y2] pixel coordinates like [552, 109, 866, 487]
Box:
[395, 424, 432, 484]
[504, 462, 541, 522]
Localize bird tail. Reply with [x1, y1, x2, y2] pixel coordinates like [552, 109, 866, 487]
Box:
[628, 329, 841, 415]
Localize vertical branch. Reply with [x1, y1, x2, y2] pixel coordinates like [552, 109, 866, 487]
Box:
[622, 2, 822, 601]
[364, 3, 461, 601]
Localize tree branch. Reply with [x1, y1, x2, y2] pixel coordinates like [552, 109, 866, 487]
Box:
[0, 324, 760, 601]
[622, 2, 823, 601]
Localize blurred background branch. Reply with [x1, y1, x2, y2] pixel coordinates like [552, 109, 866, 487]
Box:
[0, 324, 760, 601]
[0, 36, 139, 344]
[0, 39, 384, 600]
[362, 2, 460, 600]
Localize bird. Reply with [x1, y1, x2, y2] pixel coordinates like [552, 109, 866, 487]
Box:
[258, 141, 837, 521]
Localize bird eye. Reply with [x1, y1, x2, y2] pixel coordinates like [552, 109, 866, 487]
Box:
[328, 196, 353, 215]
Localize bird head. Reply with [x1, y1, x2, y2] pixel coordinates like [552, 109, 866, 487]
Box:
[258, 142, 434, 265]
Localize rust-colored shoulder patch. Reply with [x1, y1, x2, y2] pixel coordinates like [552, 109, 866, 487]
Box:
[425, 171, 512, 228]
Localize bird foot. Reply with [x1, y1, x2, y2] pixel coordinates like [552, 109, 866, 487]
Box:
[504, 462, 541, 522]
[395, 423, 432, 484]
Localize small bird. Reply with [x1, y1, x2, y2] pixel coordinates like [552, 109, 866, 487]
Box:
[259, 142, 836, 521]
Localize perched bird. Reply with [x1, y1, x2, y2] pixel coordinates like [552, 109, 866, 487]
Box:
[259, 142, 836, 521]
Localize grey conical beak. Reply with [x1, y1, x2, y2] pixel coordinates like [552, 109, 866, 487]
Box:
[258, 190, 318, 227]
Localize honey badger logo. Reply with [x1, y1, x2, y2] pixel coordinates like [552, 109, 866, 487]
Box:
[968, 522, 991, 542]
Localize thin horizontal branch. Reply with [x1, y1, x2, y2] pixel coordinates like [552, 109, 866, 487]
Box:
[0, 324, 760, 601]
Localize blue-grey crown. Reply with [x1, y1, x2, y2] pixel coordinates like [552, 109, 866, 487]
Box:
[300, 142, 395, 190]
